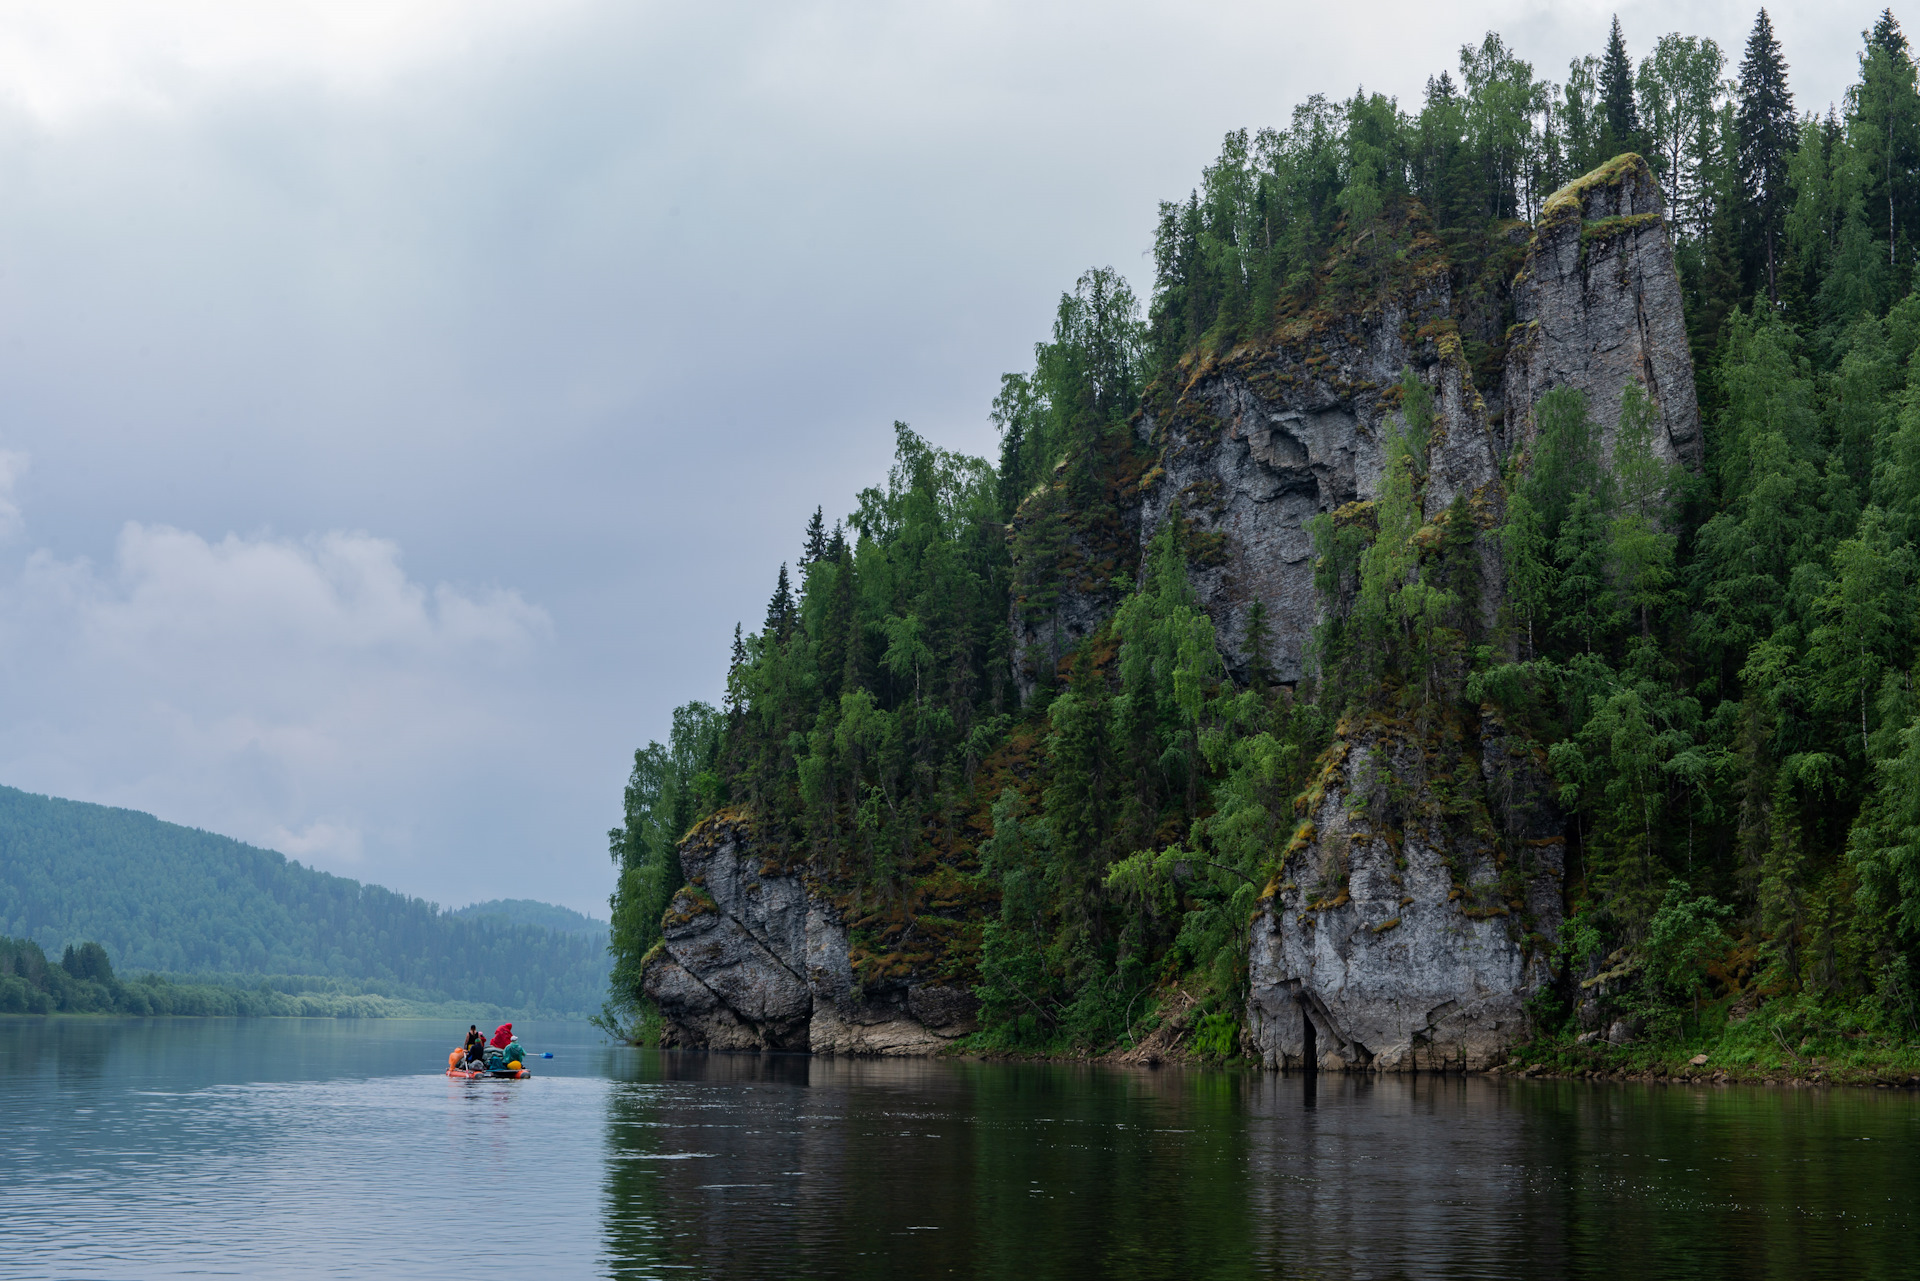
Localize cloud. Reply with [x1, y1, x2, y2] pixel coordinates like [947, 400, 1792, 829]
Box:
[0, 0, 590, 121]
[0, 0, 1865, 920]
[0, 523, 552, 889]
[0, 450, 26, 543]
[90, 524, 548, 662]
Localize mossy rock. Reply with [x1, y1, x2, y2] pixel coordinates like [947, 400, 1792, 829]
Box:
[1540, 152, 1649, 225]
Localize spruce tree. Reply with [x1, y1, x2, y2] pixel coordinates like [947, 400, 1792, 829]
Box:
[724, 622, 746, 716]
[1602, 16, 1641, 151]
[764, 564, 793, 639]
[803, 507, 827, 563]
[1737, 8, 1796, 301]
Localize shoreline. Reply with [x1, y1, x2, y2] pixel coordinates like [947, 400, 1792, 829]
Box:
[611, 1037, 1920, 1090]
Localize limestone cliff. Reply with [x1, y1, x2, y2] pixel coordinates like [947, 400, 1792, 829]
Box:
[642, 814, 979, 1054]
[1502, 154, 1702, 468]
[1239, 154, 1699, 1071]
[1246, 716, 1563, 1071]
[650, 156, 1698, 1070]
[1135, 239, 1504, 685]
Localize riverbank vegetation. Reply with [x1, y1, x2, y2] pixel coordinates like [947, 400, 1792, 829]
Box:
[0, 935, 519, 1019]
[606, 10, 1920, 1076]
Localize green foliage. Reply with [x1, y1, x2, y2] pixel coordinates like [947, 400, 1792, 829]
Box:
[0, 787, 607, 1013]
[603, 701, 721, 1038]
[997, 267, 1147, 516]
[605, 17, 1920, 1061]
[1314, 369, 1480, 721]
[1642, 880, 1734, 1005]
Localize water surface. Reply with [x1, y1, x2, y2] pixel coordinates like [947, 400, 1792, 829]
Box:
[1, 1018, 1913, 1278]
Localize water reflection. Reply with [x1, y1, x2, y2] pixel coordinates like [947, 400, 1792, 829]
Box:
[4, 1021, 1914, 1279]
[599, 1054, 1919, 1280]
[600, 1054, 1263, 1279]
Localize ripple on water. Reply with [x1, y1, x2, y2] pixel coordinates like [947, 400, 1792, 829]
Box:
[4, 1019, 1918, 1280]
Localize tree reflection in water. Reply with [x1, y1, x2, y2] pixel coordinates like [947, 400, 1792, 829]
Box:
[600, 1053, 1918, 1280]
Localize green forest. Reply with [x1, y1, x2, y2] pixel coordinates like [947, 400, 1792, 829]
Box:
[451, 899, 608, 935]
[605, 10, 1920, 1069]
[0, 935, 470, 1017]
[0, 786, 608, 1015]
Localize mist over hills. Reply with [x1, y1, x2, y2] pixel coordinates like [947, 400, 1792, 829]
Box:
[0, 786, 608, 1014]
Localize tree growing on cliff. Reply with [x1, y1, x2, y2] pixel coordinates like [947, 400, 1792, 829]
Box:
[604, 701, 722, 1038]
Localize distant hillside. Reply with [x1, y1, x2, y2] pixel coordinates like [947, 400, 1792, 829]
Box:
[453, 899, 606, 936]
[0, 786, 607, 1013]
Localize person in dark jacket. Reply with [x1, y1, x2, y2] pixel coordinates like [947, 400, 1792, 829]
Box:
[462, 1025, 487, 1069]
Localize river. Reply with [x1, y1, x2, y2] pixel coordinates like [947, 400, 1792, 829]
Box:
[1, 1017, 1914, 1278]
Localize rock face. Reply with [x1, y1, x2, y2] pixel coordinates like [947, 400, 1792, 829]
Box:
[642, 814, 979, 1054]
[1245, 718, 1564, 1071]
[1135, 256, 1504, 684]
[1503, 153, 1702, 468]
[1234, 154, 1699, 1071]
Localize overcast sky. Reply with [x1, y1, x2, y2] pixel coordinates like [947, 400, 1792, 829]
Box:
[0, 0, 1874, 917]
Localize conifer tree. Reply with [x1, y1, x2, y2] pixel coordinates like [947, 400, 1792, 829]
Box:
[765, 564, 793, 639]
[1601, 16, 1642, 151]
[991, 372, 1038, 518]
[724, 622, 746, 716]
[803, 507, 827, 563]
[1737, 8, 1796, 300]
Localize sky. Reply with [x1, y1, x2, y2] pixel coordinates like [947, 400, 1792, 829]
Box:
[0, 0, 1875, 918]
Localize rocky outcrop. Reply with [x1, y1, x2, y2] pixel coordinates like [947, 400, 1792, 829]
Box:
[651, 157, 1699, 1070]
[1236, 155, 1699, 1071]
[1135, 257, 1505, 684]
[642, 814, 979, 1054]
[1246, 716, 1564, 1071]
[1502, 153, 1702, 468]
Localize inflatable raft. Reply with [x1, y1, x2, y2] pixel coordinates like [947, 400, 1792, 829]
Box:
[447, 1050, 530, 1079]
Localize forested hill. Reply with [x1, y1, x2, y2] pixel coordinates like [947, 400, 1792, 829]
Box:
[604, 9, 1920, 1073]
[0, 786, 607, 1013]
[452, 899, 607, 936]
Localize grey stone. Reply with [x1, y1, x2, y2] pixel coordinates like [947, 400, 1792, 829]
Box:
[1240, 155, 1697, 1072]
[641, 815, 977, 1055]
[1503, 153, 1702, 469]
[1135, 273, 1503, 687]
[1244, 730, 1560, 1072]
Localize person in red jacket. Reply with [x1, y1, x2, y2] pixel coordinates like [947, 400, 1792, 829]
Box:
[489, 1023, 513, 1049]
